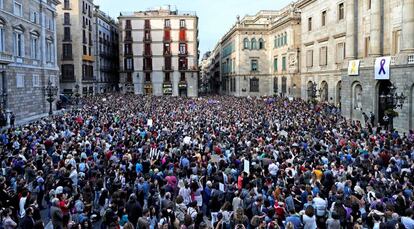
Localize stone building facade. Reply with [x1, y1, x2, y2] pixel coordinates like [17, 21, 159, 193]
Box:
[297, 0, 346, 105]
[339, 0, 414, 132]
[93, 6, 119, 93]
[0, 0, 60, 121]
[57, 0, 95, 96]
[118, 6, 199, 97]
[204, 6, 301, 97]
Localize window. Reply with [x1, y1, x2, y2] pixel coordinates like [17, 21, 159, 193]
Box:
[16, 74, 24, 88]
[164, 30, 170, 41]
[164, 19, 170, 28]
[64, 13, 70, 25]
[0, 0, 3, 9]
[13, 30, 24, 57]
[163, 43, 171, 55]
[179, 29, 186, 41]
[125, 20, 131, 29]
[64, 27, 71, 41]
[306, 50, 313, 67]
[64, 0, 70, 9]
[83, 45, 87, 55]
[180, 72, 185, 81]
[180, 19, 186, 28]
[319, 46, 327, 66]
[32, 74, 40, 87]
[179, 57, 187, 70]
[244, 38, 250, 49]
[282, 56, 287, 71]
[144, 31, 151, 40]
[392, 30, 401, 55]
[251, 59, 258, 72]
[336, 42, 345, 63]
[124, 43, 132, 55]
[31, 11, 39, 24]
[179, 43, 187, 55]
[62, 44, 72, 60]
[308, 17, 312, 31]
[46, 39, 54, 63]
[338, 3, 344, 20]
[165, 72, 170, 82]
[273, 77, 278, 93]
[364, 36, 370, 57]
[125, 58, 133, 70]
[322, 11, 327, 26]
[274, 37, 277, 48]
[144, 20, 150, 29]
[14, 2, 22, 17]
[0, 26, 4, 52]
[30, 35, 39, 59]
[251, 38, 257, 50]
[281, 77, 287, 94]
[368, 0, 371, 9]
[61, 64, 74, 79]
[284, 33, 287, 46]
[250, 78, 259, 92]
[259, 38, 264, 49]
[274, 58, 278, 72]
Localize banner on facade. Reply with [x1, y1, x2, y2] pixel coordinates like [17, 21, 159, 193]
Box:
[348, 60, 360, 76]
[375, 56, 391, 80]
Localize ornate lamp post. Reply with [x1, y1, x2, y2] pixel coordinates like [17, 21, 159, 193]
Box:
[45, 80, 58, 116]
[379, 83, 406, 129]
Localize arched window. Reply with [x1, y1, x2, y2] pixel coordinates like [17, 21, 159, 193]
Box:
[243, 38, 250, 49]
[258, 38, 264, 49]
[251, 38, 257, 50]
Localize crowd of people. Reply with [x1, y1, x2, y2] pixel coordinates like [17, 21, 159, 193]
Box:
[0, 94, 414, 229]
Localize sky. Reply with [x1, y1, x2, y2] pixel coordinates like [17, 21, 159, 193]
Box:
[94, 0, 289, 57]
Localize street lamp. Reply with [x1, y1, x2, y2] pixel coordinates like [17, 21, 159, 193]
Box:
[379, 83, 406, 129]
[45, 80, 58, 116]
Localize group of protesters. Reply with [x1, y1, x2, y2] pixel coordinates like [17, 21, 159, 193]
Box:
[0, 94, 414, 229]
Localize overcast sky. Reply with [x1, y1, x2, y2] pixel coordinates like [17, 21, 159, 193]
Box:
[94, 0, 289, 57]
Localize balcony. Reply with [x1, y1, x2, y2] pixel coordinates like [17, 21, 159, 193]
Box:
[0, 52, 14, 64]
[143, 37, 152, 43]
[163, 37, 172, 43]
[143, 66, 152, 72]
[162, 66, 174, 72]
[82, 55, 95, 62]
[178, 51, 188, 57]
[142, 51, 152, 57]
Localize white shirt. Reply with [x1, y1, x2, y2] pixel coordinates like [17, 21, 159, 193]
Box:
[19, 196, 27, 218]
[268, 163, 279, 176]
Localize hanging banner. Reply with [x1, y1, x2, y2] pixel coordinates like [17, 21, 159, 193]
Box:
[375, 56, 391, 80]
[348, 60, 360, 76]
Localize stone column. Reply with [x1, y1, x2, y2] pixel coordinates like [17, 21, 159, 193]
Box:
[370, 0, 382, 57]
[345, 0, 356, 59]
[401, 0, 414, 53]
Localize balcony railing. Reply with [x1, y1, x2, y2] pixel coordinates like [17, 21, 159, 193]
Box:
[408, 54, 414, 64]
[162, 66, 174, 72]
[0, 52, 14, 64]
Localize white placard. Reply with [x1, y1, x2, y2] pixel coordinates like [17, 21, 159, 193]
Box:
[219, 183, 225, 192]
[244, 159, 250, 174]
[348, 60, 360, 76]
[183, 136, 191, 144]
[195, 195, 203, 206]
[147, 118, 153, 127]
[375, 56, 391, 80]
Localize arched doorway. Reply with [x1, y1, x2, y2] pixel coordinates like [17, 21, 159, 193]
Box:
[336, 81, 342, 107]
[320, 81, 328, 102]
[377, 80, 392, 126]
